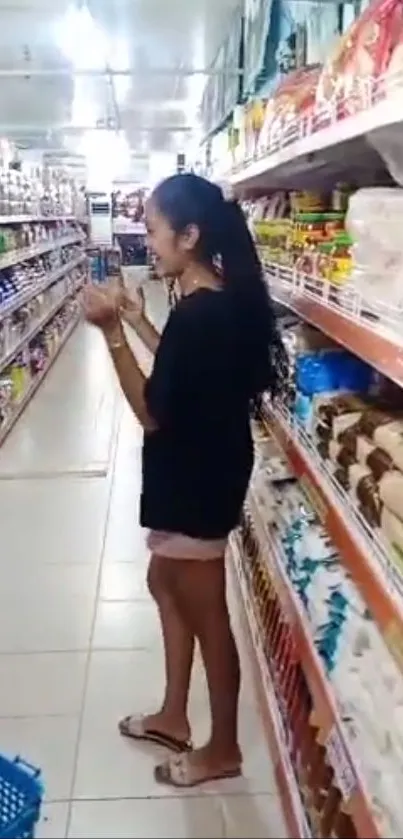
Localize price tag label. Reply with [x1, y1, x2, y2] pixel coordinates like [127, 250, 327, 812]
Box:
[384, 620, 403, 672]
[326, 725, 357, 801]
[300, 474, 327, 523]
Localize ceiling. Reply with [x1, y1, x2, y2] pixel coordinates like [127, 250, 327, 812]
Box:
[0, 0, 241, 171]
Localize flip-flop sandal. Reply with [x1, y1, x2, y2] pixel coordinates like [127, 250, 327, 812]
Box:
[154, 752, 242, 788]
[118, 715, 192, 753]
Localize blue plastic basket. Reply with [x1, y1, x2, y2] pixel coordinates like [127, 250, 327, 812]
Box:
[0, 755, 43, 839]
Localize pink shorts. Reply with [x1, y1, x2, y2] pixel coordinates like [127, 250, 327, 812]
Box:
[147, 530, 227, 560]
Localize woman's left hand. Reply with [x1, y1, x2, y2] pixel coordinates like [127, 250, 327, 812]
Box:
[81, 284, 121, 330]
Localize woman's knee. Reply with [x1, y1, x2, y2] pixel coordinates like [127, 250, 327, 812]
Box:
[172, 559, 228, 635]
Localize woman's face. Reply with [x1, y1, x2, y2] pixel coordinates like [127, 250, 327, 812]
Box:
[145, 198, 198, 278]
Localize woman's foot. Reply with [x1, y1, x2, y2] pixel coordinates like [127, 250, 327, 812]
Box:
[119, 711, 192, 753]
[154, 743, 243, 788]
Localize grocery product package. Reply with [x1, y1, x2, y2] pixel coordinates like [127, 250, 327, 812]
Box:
[346, 187, 403, 309]
[316, 0, 403, 118]
[258, 64, 321, 154]
[369, 124, 403, 187]
[381, 506, 403, 568]
[379, 470, 403, 521]
[369, 16, 403, 181]
[349, 462, 382, 526]
[292, 349, 374, 432]
[374, 421, 403, 471]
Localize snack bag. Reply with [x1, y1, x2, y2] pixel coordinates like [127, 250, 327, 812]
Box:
[316, 0, 403, 119]
[260, 64, 321, 152]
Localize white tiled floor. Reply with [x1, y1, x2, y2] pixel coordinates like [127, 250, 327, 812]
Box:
[0, 286, 288, 838]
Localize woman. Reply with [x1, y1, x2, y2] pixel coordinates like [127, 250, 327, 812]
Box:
[82, 173, 287, 789]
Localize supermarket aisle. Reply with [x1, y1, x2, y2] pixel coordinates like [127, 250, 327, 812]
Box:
[0, 287, 287, 838]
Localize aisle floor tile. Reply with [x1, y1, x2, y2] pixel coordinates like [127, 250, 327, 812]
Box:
[37, 803, 69, 839]
[0, 326, 119, 476]
[0, 563, 98, 604]
[81, 649, 208, 728]
[0, 590, 94, 652]
[220, 793, 288, 837]
[0, 653, 87, 717]
[102, 514, 148, 565]
[0, 477, 110, 565]
[0, 716, 79, 801]
[74, 687, 277, 801]
[83, 650, 165, 722]
[99, 562, 148, 601]
[92, 601, 161, 650]
[73, 722, 176, 800]
[68, 796, 224, 838]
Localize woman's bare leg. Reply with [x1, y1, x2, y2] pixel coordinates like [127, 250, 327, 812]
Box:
[143, 553, 194, 741]
[172, 556, 241, 769]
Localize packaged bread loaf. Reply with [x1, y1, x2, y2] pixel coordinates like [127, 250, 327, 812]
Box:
[317, 395, 367, 438]
[336, 445, 357, 470]
[334, 466, 350, 490]
[366, 447, 394, 480]
[356, 408, 393, 438]
[381, 507, 403, 571]
[355, 433, 393, 480]
[317, 440, 330, 461]
[316, 422, 331, 441]
[328, 439, 357, 470]
[356, 435, 375, 465]
[349, 464, 382, 527]
[374, 421, 403, 472]
[338, 424, 360, 456]
[329, 440, 342, 463]
[379, 471, 403, 522]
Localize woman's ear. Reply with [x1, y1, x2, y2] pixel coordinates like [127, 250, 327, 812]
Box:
[181, 223, 200, 252]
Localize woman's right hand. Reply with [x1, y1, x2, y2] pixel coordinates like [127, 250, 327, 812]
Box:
[119, 287, 145, 325]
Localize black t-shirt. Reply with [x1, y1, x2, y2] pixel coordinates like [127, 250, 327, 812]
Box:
[141, 287, 254, 539]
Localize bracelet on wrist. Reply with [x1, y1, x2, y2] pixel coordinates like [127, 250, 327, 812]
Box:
[104, 322, 125, 350]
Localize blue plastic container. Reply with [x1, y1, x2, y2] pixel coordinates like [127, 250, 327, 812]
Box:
[0, 755, 43, 838]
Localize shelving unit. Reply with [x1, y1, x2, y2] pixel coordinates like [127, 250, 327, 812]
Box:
[218, 10, 403, 838]
[264, 262, 403, 391]
[0, 312, 79, 446]
[0, 218, 87, 445]
[224, 71, 403, 192]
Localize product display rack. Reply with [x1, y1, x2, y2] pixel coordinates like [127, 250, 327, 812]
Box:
[264, 262, 403, 392]
[0, 232, 83, 273]
[218, 7, 403, 835]
[0, 267, 85, 374]
[0, 214, 87, 445]
[0, 310, 80, 447]
[262, 399, 403, 646]
[0, 252, 85, 322]
[0, 215, 85, 225]
[231, 416, 402, 837]
[229, 532, 312, 839]
[224, 71, 403, 191]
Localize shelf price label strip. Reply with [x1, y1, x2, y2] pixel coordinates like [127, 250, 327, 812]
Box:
[229, 534, 310, 839]
[264, 407, 403, 677]
[248, 489, 379, 838]
[0, 233, 83, 273]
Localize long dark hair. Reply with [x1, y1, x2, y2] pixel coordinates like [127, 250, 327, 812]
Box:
[152, 173, 288, 400]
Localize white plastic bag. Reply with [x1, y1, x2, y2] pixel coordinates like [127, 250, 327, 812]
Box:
[345, 187, 403, 311]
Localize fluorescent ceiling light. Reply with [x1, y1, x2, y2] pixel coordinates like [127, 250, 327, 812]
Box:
[56, 4, 107, 71]
[78, 129, 131, 187]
